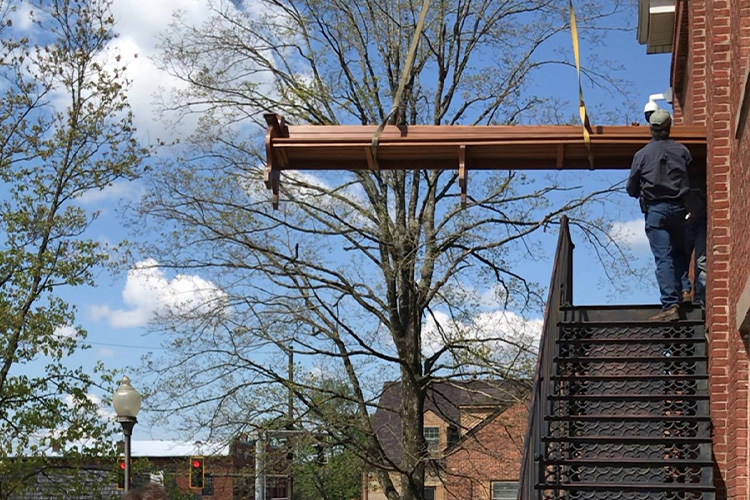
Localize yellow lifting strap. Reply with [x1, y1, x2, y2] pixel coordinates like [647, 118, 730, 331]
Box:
[370, 0, 431, 171]
[569, 0, 594, 169]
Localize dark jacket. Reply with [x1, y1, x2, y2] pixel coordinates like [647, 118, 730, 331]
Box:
[685, 165, 707, 220]
[627, 138, 692, 203]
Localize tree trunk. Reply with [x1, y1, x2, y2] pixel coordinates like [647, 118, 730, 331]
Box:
[398, 322, 427, 500]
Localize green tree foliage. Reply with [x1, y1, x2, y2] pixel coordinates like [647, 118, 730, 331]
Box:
[292, 444, 362, 500]
[134, 1, 634, 499]
[0, 0, 147, 497]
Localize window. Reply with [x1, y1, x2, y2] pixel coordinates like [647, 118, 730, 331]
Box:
[267, 477, 288, 500]
[424, 427, 440, 452]
[202, 473, 214, 496]
[424, 486, 436, 500]
[491, 481, 518, 500]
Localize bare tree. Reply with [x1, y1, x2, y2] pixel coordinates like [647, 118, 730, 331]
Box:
[132, 1, 635, 499]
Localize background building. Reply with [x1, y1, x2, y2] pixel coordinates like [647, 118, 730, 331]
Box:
[366, 380, 529, 500]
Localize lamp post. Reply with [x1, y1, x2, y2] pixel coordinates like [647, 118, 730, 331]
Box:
[113, 376, 142, 492]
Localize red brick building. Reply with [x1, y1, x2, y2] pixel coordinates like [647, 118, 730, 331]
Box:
[126, 440, 247, 500]
[640, 1, 750, 498]
[3, 441, 252, 500]
[443, 401, 527, 500]
[366, 380, 529, 500]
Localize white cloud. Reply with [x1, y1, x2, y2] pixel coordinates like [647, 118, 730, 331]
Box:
[609, 219, 650, 251]
[98, 347, 115, 357]
[53, 325, 78, 339]
[107, 0, 220, 140]
[65, 393, 115, 422]
[90, 259, 226, 328]
[75, 180, 144, 205]
[422, 309, 542, 358]
[8, 1, 34, 31]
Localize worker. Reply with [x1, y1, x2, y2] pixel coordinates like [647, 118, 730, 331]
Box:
[627, 109, 692, 321]
[683, 163, 707, 309]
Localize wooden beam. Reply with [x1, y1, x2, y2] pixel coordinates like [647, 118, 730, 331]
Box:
[264, 113, 289, 209]
[262, 120, 707, 204]
[458, 145, 468, 207]
[266, 123, 706, 171]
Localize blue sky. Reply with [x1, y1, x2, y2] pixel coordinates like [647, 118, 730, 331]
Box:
[7, 0, 678, 441]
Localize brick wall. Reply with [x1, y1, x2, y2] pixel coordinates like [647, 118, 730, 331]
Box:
[443, 403, 527, 500]
[365, 403, 528, 500]
[728, 0, 750, 498]
[147, 455, 238, 500]
[674, 1, 750, 499]
[672, 0, 707, 126]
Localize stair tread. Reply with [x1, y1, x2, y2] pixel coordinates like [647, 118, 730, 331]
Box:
[537, 482, 714, 491]
[544, 458, 713, 466]
[550, 393, 708, 400]
[551, 374, 708, 380]
[543, 435, 711, 442]
[557, 335, 705, 341]
[555, 356, 707, 362]
[558, 319, 705, 327]
[546, 415, 711, 421]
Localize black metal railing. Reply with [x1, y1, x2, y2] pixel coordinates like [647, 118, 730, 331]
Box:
[518, 215, 574, 500]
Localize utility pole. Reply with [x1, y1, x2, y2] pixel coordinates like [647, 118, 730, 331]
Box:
[255, 433, 265, 500]
[287, 344, 294, 500]
[254, 346, 296, 500]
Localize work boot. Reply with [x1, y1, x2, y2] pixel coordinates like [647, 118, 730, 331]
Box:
[648, 304, 680, 321]
[680, 290, 692, 305]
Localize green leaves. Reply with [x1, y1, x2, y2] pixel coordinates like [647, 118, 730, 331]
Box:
[0, 0, 147, 497]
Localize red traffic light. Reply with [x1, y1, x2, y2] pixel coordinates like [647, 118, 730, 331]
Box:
[117, 459, 126, 489]
[189, 456, 205, 489]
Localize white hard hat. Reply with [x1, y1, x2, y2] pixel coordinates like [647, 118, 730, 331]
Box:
[644, 100, 659, 113]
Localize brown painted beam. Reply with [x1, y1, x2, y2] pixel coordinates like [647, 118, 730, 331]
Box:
[266, 123, 707, 172]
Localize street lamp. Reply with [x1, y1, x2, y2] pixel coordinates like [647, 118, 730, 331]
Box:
[112, 376, 142, 492]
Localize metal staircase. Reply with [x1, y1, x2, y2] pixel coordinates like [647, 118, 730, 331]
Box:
[519, 217, 714, 500]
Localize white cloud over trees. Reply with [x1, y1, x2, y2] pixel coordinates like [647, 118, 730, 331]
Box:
[90, 259, 226, 328]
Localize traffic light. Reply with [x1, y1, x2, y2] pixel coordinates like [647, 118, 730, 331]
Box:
[189, 456, 205, 489]
[117, 458, 126, 489]
[313, 444, 327, 465]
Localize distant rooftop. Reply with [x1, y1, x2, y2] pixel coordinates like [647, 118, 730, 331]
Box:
[129, 440, 230, 457]
[41, 440, 230, 458]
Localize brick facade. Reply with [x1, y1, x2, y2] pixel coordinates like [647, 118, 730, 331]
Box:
[366, 382, 528, 500]
[671, 1, 750, 499]
[140, 455, 239, 500]
[443, 403, 527, 500]
[364, 404, 527, 500]
[4, 454, 244, 500]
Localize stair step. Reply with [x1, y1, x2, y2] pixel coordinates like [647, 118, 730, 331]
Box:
[543, 436, 711, 444]
[559, 304, 705, 323]
[559, 320, 705, 328]
[550, 394, 708, 400]
[556, 356, 706, 362]
[547, 415, 711, 421]
[552, 374, 707, 380]
[537, 482, 714, 492]
[558, 337, 706, 344]
[544, 458, 712, 466]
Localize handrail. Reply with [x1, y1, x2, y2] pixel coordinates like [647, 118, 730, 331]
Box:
[517, 215, 574, 500]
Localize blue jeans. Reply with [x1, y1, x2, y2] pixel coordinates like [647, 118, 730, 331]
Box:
[645, 201, 689, 309]
[684, 215, 707, 306]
